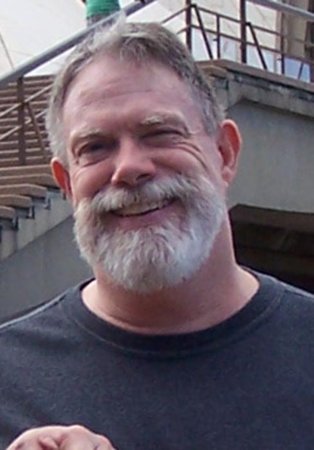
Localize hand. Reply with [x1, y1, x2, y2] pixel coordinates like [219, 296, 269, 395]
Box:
[6, 425, 116, 449]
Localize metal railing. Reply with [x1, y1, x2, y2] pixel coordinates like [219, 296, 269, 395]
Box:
[163, 1, 314, 81]
[0, 0, 313, 166]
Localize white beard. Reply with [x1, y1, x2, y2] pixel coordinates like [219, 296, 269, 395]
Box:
[74, 174, 226, 293]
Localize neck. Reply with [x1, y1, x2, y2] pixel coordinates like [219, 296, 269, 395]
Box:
[82, 221, 259, 335]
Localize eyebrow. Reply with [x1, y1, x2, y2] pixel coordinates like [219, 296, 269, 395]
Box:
[139, 113, 190, 133]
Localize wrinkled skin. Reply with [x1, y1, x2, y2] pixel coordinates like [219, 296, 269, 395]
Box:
[6, 425, 116, 450]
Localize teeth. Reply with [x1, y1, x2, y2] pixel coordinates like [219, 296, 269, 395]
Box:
[114, 199, 170, 217]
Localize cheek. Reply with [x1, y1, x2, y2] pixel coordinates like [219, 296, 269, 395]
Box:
[158, 144, 220, 180]
[156, 148, 203, 172]
[70, 162, 113, 203]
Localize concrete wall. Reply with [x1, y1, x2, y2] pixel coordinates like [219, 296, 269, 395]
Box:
[229, 101, 314, 212]
[0, 216, 91, 321]
[204, 60, 314, 212]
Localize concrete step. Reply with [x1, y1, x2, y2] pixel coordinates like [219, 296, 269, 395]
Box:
[0, 156, 50, 166]
[0, 135, 48, 147]
[0, 140, 49, 151]
[0, 134, 48, 143]
[0, 183, 47, 198]
[0, 149, 47, 158]
[0, 164, 51, 177]
[0, 173, 56, 188]
[0, 205, 16, 220]
[0, 194, 32, 209]
[0, 153, 51, 168]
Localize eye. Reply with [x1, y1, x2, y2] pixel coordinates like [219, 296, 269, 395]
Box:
[151, 129, 181, 136]
[142, 129, 183, 146]
[75, 138, 117, 165]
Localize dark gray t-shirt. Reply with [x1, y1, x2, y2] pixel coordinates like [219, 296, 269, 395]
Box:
[1, 272, 314, 449]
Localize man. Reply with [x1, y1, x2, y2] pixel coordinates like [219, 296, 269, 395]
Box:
[2, 22, 314, 450]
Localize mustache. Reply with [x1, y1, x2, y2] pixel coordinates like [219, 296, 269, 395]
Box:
[80, 173, 214, 214]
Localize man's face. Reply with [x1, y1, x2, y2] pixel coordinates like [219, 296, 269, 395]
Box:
[58, 56, 231, 292]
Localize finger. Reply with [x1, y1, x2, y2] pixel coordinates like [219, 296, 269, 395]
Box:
[38, 436, 59, 449]
[58, 426, 116, 450]
[6, 439, 46, 450]
[6, 426, 116, 450]
[60, 435, 116, 450]
[6, 426, 66, 450]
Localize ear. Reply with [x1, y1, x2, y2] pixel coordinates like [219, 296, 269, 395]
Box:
[217, 119, 242, 186]
[51, 157, 73, 200]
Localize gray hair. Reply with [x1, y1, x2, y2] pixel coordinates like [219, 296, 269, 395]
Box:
[46, 21, 225, 164]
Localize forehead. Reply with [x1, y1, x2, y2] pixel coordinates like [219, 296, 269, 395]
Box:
[62, 55, 203, 129]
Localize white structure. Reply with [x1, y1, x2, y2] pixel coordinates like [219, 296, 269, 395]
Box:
[0, 0, 86, 75]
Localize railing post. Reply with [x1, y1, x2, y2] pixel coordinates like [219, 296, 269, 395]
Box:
[193, 5, 214, 59]
[280, 29, 286, 76]
[17, 77, 26, 165]
[26, 102, 48, 161]
[185, 0, 192, 51]
[240, 0, 248, 63]
[216, 15, 221, 59]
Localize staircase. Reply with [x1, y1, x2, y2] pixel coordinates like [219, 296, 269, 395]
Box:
[0, 75, 70, 261]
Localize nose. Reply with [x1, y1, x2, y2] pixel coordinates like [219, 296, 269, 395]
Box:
[110, 137, 156, 187]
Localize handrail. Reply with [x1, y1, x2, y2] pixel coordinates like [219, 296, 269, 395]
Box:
[0, 0, 156, 89]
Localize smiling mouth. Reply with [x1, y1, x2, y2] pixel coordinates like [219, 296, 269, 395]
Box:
[113, 198, 173, 217]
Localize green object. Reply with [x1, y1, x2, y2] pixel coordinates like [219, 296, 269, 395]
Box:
[86, 0, 120, 18]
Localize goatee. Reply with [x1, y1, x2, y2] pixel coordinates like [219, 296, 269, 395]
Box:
[74, 174, 226, 293]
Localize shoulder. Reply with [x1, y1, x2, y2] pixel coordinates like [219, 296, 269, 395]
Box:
[268, 274, 314, 309]
[0, 293, 66, 345]
[255, 271, 314, 337]
[254, 270, 314, 306]
[0, 280, 89, 339]
[278, 279, 314, 324]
